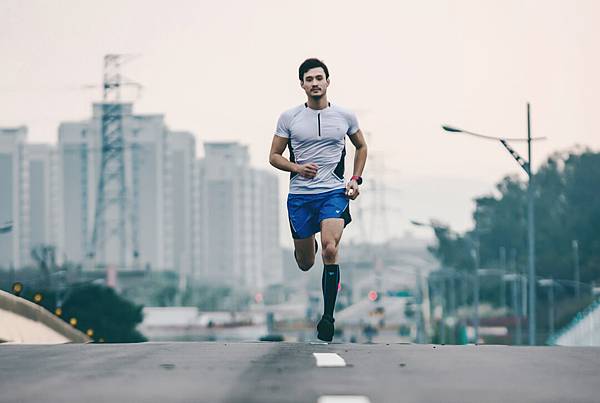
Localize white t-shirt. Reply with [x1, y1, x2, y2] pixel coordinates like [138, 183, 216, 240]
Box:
[275, 103, 359, 195]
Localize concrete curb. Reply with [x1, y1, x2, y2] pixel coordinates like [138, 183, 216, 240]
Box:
[0, 289, 91, 343]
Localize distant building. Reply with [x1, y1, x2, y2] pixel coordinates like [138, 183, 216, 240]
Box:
[3, 112, 283, 293]
[57, 103, 193, 272]
[169, 131, 196, 278]
[0, 127, 30, 269]
[26, 144, 62, 258]
[194, 142, 281, 291]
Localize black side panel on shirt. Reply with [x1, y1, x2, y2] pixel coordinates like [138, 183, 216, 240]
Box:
[288, 139, 297, 179]
[333, 146, 346, 180]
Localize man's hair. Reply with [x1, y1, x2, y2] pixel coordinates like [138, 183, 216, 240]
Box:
[298, 58, 329, 82]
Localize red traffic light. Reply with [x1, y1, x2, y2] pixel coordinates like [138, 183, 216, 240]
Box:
[368, 290, 378, 302]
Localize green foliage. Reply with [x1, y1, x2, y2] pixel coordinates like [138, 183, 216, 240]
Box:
[0, 276, 147, 343]
[474, 175, 528, 265]
[61, 283, 147, 343]
[427, 223, 475, 273]
[429, 148, 600, 310]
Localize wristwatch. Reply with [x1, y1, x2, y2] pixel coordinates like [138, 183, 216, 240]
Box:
[351, 175, 363, 185]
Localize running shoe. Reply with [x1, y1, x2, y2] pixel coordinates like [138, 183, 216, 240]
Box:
[317, 314, 335, 342]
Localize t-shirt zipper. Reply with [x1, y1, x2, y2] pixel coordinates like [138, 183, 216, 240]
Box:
[317, 113, 321, 137]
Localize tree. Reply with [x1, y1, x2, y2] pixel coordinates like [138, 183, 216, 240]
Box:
[30, 244, 57, 288]
[61, 283, 147, 343]
[430, 148, 600, 308]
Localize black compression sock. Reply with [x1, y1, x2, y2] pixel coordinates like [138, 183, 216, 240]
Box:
[322, 264, 340, 318]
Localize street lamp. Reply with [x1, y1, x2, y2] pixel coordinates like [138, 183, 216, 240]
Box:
[538, 278, 556, 339]
[442, 103, 546, 345]
[572, 240, 581, 298]
[411, 219, 476, 343]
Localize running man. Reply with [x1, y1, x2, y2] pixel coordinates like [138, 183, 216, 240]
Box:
[269, 58, 368, 342]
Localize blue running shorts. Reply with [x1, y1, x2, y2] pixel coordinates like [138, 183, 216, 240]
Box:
[287, 188, 352, 239]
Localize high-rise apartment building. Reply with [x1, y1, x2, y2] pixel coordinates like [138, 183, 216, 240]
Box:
[169, 131, 195, 277]
[4, 110, 282, 293]
[26, 144, 62, 259]
[58, 103, 184, 271]
[0, 127, 30, 269]
[194, 142, 281, 291]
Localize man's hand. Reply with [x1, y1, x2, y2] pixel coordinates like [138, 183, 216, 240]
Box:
[296, 163, 319, 179]
[345, 179, 360, 200]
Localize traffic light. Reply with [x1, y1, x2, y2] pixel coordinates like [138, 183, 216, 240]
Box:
[368, 290, 379, 302]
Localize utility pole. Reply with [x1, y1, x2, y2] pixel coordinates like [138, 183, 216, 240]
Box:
[442, 102, 544, 345]
[510, 248, 522, 345]
[539, 279, 555, 339]
[472, 247, 480, 344]
[500, 246, 507, 310]
[526, 103, 537, 345]
[573, 240, 581, 298]
[440, 275, 446, 344]
[521, 274, 528, 339]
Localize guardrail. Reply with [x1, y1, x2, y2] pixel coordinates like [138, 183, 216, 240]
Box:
[0, 290, 91, 344]
[549, 298, 600, 346]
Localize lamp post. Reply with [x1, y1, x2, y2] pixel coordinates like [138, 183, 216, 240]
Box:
[572, 240, 581, 299]
[471, 247, 480, 343]
[442, 103, 546, 345]
[509, 248, 522, 344]
[538, 278, 555, 339]
[410, 219, 476, 343]
[499, 246, 507, 310]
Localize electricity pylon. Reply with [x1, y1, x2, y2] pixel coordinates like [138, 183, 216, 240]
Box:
[87, 54, 141, 270]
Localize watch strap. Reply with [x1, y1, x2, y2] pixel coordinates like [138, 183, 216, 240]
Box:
[351, 175, 363, 185]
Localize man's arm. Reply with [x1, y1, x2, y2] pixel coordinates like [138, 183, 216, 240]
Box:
[269, 135, 318, 178]
[349, 129, 367, 177]
[346, 129, 368, 199]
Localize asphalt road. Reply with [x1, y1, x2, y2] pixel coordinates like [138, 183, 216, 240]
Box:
[1, 342, 599, 403]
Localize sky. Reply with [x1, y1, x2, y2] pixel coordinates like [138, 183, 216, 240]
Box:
[2, 0, 599, 244]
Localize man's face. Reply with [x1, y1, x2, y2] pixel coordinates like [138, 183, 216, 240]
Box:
[301, 67, 329, 98]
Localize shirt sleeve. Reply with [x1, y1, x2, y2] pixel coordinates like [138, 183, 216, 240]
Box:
[274, 112, 290, 138]
[346, 110, 360, 135]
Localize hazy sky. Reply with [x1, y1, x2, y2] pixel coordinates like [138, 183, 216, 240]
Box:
[2, 0, 599, 244]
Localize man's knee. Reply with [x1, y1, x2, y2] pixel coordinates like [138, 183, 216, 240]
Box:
[322, 241, 338, 262]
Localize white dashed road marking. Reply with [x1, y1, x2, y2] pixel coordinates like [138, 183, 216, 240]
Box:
[313, 353, 346, 367]
[313, 353, 370, 402]
[317, 396, 371, 403]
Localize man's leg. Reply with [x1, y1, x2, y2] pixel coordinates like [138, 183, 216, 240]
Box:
[317, 218, 345, 341]
[294, 235, 318, 271]
[321, 218, 344, 265]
